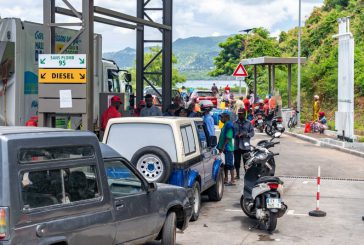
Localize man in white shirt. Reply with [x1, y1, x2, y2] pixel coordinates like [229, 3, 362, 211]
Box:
[140, 94, 163, 117]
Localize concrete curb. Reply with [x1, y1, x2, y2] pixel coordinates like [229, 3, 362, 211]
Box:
[285, 131, 364, 159]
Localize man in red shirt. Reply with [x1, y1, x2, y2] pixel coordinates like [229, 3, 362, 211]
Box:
[101, 96, 122, 131]
[243, 95, 251, 112]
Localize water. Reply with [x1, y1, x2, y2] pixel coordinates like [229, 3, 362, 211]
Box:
[177, 80, 247, 89]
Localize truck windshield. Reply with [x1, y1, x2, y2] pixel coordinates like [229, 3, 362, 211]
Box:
[107, 69, 121, 93]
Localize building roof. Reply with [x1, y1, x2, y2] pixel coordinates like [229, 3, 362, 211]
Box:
[241, 56, 307, 65]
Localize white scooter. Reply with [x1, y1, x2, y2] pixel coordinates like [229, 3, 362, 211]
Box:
[240, 140, 287, 233]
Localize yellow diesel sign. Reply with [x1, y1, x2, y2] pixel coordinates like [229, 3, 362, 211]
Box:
[38, 69, 87, 83]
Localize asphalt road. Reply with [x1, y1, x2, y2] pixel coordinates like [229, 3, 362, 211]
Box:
[176, 133, 364, 245]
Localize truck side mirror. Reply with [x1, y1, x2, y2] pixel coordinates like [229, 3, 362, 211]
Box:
[208, 136, 217, 147]
[124, 73, 132, 83]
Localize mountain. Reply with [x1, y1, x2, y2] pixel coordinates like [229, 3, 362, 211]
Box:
[103, 35, 229, 79]
[103, 47, 136, 69]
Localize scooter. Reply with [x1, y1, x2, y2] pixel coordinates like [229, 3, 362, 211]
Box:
[240, 136, 287, 233]
[265, 115, 285, 136]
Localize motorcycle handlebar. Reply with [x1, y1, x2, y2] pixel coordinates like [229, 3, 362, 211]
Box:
[274, 153, 280, 156]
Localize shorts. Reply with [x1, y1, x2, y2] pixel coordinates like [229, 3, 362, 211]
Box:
[224, 151, 234, 170]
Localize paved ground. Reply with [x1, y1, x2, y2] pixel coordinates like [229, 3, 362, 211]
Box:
[176, 133, 364, 245]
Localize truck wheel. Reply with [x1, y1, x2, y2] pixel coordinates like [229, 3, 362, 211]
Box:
[190, 181, 201, 221]
[207, 168, 224, 201]
[131, 147, 172, 183]
[161, 212, 176, 245]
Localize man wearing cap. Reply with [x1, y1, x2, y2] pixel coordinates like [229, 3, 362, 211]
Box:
[141, 94, 163, 117]
[101, 95, 122, 131]
[217, 112, 235, 185]
[234, 108, 255, 179]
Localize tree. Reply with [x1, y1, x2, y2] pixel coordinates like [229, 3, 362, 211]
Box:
[209, 34, 245, 77]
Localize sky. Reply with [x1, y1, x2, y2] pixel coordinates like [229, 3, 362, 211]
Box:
[0, 0, 323, 52]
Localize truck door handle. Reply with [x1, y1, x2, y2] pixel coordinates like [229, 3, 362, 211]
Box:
[115, 200, 125, 210]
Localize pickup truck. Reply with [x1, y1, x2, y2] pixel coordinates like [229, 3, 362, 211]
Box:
[103, 117, 225, 221]
[0, 127, 193, 245]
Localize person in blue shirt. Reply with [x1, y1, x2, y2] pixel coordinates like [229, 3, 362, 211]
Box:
[202, 104, 215, 137]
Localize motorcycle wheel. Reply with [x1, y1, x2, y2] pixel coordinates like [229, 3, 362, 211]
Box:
[263, 212, 278, 233]
[287, 119, 293, 129]
[265, 125, 274, 136]
[240, 195, 256, 219]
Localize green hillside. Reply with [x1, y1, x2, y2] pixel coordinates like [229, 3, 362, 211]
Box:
[210, 0, 364, 129]
[103, 36, 228, 80]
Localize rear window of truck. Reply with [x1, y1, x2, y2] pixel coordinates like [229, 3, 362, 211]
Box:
[18, 146, 95, 164]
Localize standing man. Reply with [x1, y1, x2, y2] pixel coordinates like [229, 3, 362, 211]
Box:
[101, 96, 122, 131]
[249, 90, 255, 105]
[313, 95, 320, 121]
[234, 108, 255, 179]
[243, 95, 251, 112]
[234, 96, 244, 114]
[141, 94, 163, 117]
[211, 83, 219, 97]
[217, 112, 235, 185]
[202, 103, 215, 137]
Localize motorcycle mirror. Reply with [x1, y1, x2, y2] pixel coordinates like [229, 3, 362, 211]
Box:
[274, 132, 282, 138]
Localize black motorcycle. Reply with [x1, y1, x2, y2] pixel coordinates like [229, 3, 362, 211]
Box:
[265, 111, 285, 136]
[240, 135, 287, 233]
[254, 132, 281, 176]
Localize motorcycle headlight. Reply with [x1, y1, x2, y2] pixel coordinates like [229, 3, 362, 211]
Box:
[256, 153, 268, 160]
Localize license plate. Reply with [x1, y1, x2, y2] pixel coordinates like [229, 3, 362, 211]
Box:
[266, 198, 281, 209]
[258, 119, 263, 123]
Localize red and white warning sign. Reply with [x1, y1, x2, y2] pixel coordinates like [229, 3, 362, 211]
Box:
[233, 63, 248, 77]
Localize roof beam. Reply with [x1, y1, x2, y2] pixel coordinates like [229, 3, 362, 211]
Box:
[55, 7, 137, 29]
[94, 6, 171, 30]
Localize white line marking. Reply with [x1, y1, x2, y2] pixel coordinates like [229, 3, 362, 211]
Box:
[225, 209, 243, 212]
[287, 210, 308, 216]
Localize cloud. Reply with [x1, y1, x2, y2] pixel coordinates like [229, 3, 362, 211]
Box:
[0, 0, 323, 52]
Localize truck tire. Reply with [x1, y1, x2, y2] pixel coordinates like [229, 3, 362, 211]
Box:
[207, 168, 224, 201]
[161, 212, 176, 245]
[190, 181, 201, 221]
[131, 147, 172, 183]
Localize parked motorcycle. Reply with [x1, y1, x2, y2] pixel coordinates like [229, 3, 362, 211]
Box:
[265, 115, 285, 136]
[254, 133, 281, 176]
[240, 133, 287, 233]
[253, 112, 266, 133]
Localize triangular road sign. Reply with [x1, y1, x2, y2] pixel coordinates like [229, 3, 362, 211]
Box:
[233, 63, 248, 77]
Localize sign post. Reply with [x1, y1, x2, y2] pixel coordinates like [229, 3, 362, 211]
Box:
[38, 54, 88, 129]
[233, 63, 248, 96]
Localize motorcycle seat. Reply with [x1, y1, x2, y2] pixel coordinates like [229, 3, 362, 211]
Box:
[255, 176, 281, 185]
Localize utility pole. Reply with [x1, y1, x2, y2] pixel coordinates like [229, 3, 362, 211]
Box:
[297, 0, 302, 126]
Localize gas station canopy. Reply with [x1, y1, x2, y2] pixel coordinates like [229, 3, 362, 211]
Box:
[241, 56, 307, 108]
[241, 57, 307, 66]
